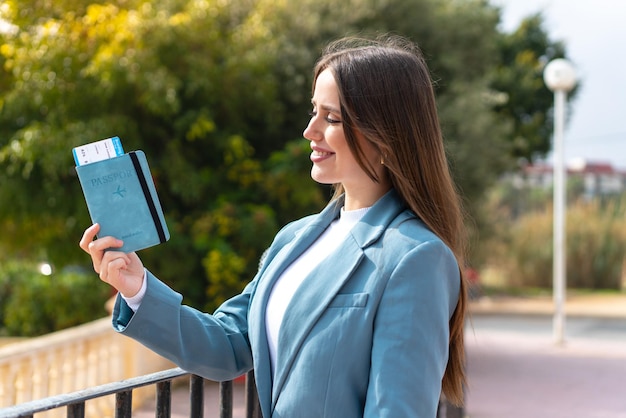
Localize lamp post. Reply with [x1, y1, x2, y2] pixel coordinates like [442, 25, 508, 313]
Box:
[543, 58, 577, 345]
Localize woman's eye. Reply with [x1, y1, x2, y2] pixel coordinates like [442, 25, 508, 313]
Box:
[325, 115, 341, 124]
[308, 109, 341, 125]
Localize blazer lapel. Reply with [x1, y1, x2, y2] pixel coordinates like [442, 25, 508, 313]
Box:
[248, 199, 344, 417]
[270, 236, 363, 407]
[269, 189, 407, 409]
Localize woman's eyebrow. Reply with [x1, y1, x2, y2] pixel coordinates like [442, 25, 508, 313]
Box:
[310, 99, 341, 115]
[317, 104, 341, 115]
[323, 104, 341, 113]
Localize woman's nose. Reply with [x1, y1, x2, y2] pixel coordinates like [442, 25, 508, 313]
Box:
[303, 118, 319, 142]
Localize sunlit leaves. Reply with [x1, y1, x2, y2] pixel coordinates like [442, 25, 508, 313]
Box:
[0, 0, 572, 311]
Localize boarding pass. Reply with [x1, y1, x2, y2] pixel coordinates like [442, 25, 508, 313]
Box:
[73, 136, 124, 166]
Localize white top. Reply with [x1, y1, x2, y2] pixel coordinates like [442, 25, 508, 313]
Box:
[123, 269, 148, 312]
[264, 206, 369, 377]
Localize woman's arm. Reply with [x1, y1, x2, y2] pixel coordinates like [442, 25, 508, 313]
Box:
[80, 223, 256, 381]
[112, 271, 256, 381]
[365, 240, 460, 417]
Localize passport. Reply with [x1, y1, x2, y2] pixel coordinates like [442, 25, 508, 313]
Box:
[75, 150, 170, 253]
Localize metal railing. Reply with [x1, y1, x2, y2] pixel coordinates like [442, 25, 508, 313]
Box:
[0, 366, 463, 418]
[0, 317, 463, 417]
[0, 368, 260, 418]
[437, 399, 464, 418]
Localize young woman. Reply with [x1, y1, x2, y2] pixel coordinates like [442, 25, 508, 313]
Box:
[80, 35, 468, 417]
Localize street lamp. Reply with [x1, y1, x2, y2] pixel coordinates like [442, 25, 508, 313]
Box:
[543, 58, 577, 345]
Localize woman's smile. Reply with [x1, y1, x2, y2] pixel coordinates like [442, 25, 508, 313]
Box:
[310, 145, 335, 163]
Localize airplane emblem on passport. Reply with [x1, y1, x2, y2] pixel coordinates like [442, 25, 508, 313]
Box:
[113, 185, 127, 198]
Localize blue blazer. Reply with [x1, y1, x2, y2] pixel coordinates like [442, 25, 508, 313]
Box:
[112, 189, 460, 417]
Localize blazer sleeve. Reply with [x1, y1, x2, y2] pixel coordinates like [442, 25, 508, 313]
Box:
[364, 239, 460, 417]
[111, 271, 256, 381]
[109, 216, 307, 382]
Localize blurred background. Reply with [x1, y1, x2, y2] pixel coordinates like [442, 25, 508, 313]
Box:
[0, 0, 624, 416]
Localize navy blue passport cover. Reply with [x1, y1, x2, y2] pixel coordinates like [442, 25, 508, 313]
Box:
[76, 150, 170, 253]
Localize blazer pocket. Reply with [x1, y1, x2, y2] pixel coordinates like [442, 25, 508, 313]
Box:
[328, 293, 368, 308]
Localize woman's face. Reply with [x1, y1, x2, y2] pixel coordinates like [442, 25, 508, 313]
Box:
[303, 69, 382, 194]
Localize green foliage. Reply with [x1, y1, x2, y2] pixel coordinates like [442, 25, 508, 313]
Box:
[479, 183, 626, 289]
[0, 261, 110, 336]
[0, 0, 574, 320]
[502, 206, 554, 287]
[490, 13, 577, 163]
[567, 200, 626, 289]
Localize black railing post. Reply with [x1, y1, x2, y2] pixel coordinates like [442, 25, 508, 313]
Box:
[445, 403, 464, 418]
[115, 390, 132, 418]
[156, 380, 172, 418]
[437, 397, 464, 418]
[67, 402, 85, 418]
[245, 371, 261, 418]
[219, 380, 233, 418]
[189, 374, 204, 418]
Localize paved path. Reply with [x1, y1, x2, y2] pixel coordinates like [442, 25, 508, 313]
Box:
[465, 308, 626, 418]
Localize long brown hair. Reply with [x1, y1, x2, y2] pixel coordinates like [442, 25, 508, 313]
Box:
[313, 35, 468, 405]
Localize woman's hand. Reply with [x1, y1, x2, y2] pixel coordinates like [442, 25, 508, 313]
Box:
[79, 223, 145, 298]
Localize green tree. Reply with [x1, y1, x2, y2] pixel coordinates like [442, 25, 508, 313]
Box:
[491, 13, 577, 163]
[0, 0, 574, 317]
[0, 0, 326, 309]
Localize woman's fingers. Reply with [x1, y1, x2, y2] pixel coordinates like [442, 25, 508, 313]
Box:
[79, 224, 144, 296]
[99, 252, 130, 284]
[98, 251, 144, 297]
[79, 223, 100, 253]
[79, 224, 125, 274]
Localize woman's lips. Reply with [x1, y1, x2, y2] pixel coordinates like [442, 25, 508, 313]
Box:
[310, 147, 334, 163]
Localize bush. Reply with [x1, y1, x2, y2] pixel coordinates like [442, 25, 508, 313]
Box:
[505, 207, 553, 287]
[482, 197, 626, 290]
[566, 200, 626, 289]
[0, 261, 110, 337]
